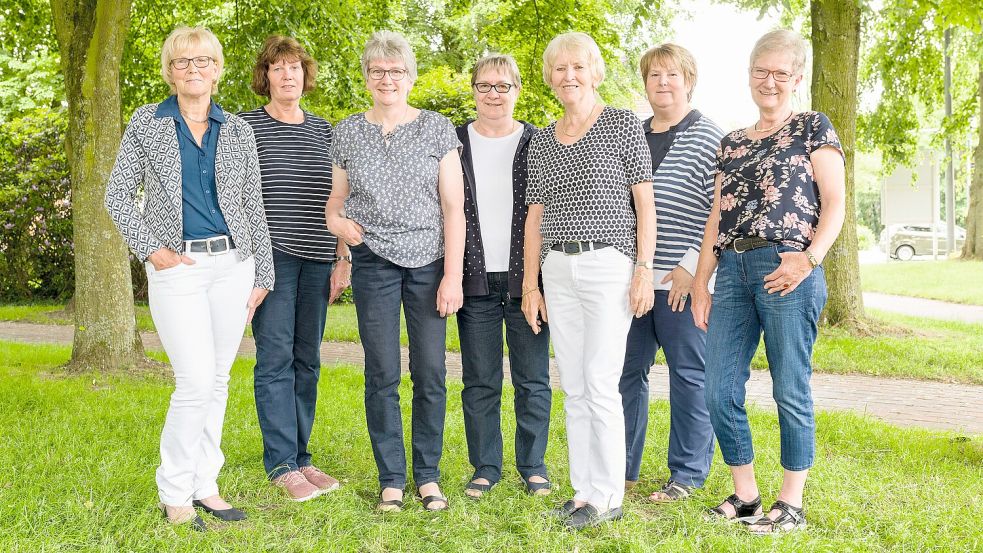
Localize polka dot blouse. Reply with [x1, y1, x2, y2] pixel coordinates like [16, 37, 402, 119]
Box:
[331, 110, 461, 268]
[526, 106, 651, 262]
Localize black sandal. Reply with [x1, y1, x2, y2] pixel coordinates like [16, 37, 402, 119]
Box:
[705, 494, 763, 523]
[417, 490, 449, 512]
[648, 480, 694, 503]
[744, 500, 806, 534]
[464, 479, 494, 500]
[523, 476, 552, 496]
[376, 490, 403, 512]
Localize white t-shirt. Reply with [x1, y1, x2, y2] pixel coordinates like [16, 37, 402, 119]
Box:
[469, 124, 523, 272]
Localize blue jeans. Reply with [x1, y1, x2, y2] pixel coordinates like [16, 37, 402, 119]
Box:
[704, 245, 827, 471]
[620, 291, 714, 486]
[350, 243, 447, 489]
[457, 272, 552, 485]
[251, 249, 332, 479]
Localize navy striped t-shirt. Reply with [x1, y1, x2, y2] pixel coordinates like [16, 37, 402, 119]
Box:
[239, 107, 337, 262]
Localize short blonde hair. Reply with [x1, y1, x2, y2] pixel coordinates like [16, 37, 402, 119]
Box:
[749, 29, 809, 75]
[361, 31, 417, 82]
[639, 43, 698, 100]
[541, 32, 605, 87]
[160, 26, 224, 94]
[251, 35, 318, 98]
[471, 54, 522, 89]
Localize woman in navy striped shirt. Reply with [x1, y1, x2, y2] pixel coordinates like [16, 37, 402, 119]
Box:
[241, 36, 348, 503]
[619, 43, 724, 503]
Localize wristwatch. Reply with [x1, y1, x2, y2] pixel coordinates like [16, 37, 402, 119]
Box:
[804, 250, 819, 269]
[634, 260, 654, 269]
[336, 254, 352, 263]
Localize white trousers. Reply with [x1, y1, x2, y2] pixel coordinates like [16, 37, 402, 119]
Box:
[147, 251, 254, 506]
[542, 247, 634, 510]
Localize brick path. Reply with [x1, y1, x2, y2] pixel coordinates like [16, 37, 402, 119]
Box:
[1, 321, 979, 435]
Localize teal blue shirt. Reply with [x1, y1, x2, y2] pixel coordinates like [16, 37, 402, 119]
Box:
[154, 95, 230, 240]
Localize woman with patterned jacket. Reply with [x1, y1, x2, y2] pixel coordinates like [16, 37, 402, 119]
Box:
[104, 26, 273, 531]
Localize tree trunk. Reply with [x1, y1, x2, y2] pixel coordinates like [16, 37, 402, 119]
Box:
[961, 63, 983, 260]
[51, 0, 144, 371]
[811, 0, 866, 327]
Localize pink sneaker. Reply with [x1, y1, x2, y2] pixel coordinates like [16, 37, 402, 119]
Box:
[272, 470, 320, 502]
[299, 465, 341, 493]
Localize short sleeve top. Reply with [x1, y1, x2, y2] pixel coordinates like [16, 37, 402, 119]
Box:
[526, 107, 650, 262]
[714, 111, 843, 256]
[332, 110, 461, 267]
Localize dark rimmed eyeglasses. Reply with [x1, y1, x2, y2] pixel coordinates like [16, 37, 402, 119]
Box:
[368, 68, 408, 81]
[170, 56, 214, 70]
[473, 82, 516, 94]
[750, 67, 794, 82]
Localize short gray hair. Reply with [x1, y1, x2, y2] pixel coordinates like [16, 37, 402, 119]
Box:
[470, 54, 522, 88]
[361, 30, 418, 82]
[749, 29, 808, 75]
[541, 32, 605, 87]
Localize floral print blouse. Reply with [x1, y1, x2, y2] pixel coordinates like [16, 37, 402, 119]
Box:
[714, 111, 843, 256]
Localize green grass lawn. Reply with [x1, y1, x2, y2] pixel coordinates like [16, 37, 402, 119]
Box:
[0, 340, 980, 551]
[3, 303, 981, 384]
[861, 259, 983, 305]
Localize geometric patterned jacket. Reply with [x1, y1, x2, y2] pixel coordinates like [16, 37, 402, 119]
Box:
[104, 103, 275, 289]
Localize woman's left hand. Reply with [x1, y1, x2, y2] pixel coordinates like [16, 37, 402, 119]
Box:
[629, 270, 655, 318]
[661, 265, 694, 313]
[329, 261, 352, 304]
[436, 275, 463, 317]
[763, 251, 813, 296]
[246, 287, 270, 324]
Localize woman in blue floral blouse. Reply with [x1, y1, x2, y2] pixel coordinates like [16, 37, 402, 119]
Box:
[690, 30, 845, 535]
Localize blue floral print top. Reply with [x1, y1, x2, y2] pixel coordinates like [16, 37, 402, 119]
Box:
[713, 111, 843, 256]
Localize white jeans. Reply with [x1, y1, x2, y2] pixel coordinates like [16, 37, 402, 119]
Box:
[147, 251, 254, 506]
[542, 247, 633, 510]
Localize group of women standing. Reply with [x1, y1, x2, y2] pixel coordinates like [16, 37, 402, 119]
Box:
[104, 23, 844, 535]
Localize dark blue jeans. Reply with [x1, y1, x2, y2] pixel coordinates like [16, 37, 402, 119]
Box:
[705, 245, 827, 471]
[620, 291, 715, 486]
[251, 249, 332, 479]
[457, 272, 552, 485]
[350, 243, 447, 489]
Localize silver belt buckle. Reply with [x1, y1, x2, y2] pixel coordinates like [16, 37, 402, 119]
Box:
[733, 238, 748, 254]
[566, 242, 584, 255]
[206, 236, 229, 255]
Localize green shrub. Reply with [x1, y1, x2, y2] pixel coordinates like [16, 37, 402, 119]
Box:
[857, 224, 876, 250]
[0, 109, 74, 300]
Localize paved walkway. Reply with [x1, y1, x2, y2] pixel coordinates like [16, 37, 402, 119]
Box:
[2, 321, 980, 435]
[863, 292, 983, 324]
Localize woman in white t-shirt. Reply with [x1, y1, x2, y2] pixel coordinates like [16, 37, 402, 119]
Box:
[455, 54, 553, 500]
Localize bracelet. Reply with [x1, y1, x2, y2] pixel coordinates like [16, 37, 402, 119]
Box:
[521, 288, 540, 298]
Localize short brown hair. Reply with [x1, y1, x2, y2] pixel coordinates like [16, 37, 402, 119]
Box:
[251, 35, 318, 98]
[639, 43, 698, 101]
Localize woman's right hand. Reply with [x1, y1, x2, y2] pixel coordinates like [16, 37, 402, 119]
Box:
[328, 217, 365, 247]
[521, 288, 549, 335]
[691, 284, 712, 331]
[148, 247, 195, 271]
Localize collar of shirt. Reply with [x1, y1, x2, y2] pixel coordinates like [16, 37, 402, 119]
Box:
[643, 108, 702, 135]
[154, 95, 226, 123]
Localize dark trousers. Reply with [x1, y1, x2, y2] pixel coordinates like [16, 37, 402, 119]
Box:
[350, 243, 447, 489]
[252, 249, 332, 479]
[457, 272, 552, 484]
[620, 290, 715, 487]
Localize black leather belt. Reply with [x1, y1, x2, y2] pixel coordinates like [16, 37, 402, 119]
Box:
[727, 236, 773, 253]
[185, 235, 234, 255]
[551, 241, 610, 255]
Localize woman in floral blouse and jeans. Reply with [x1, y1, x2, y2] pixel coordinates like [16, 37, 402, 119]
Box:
[690, 30, 845, 535]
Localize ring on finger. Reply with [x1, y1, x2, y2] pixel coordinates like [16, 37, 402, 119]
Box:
[782, 282, 790, 289]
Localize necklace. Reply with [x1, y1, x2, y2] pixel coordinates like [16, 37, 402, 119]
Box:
[561, 104, 600, 137]
[753, 111, 793, 133]
[473, 119, 519, 138]
[371, 104, 410, 140]
[177, 101, 209, 124]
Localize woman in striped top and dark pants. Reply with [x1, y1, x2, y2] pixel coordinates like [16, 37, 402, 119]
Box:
[620, 43, 724, 502]
[241, 36, 349, 502]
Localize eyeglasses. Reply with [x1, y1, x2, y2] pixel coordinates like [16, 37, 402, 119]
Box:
[473, 82, 515, 94]
[170, 56, 214, 70]
[368, 68, 408, 81]
[750, 67, 794, 82]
